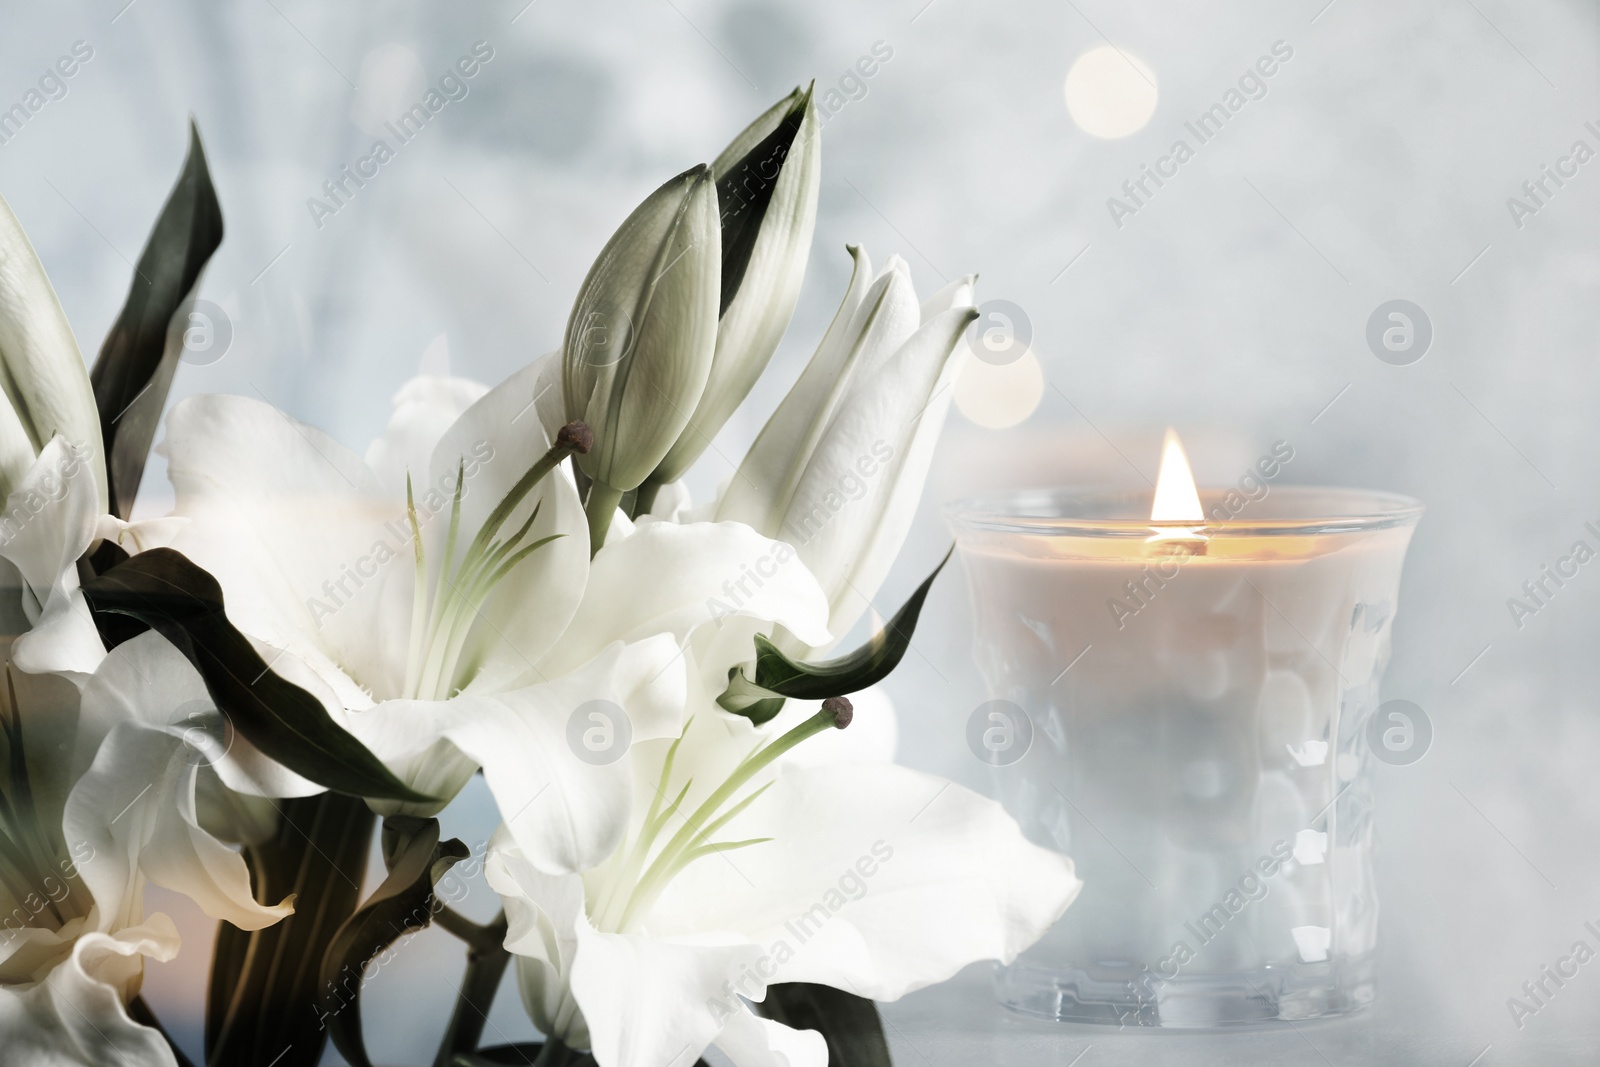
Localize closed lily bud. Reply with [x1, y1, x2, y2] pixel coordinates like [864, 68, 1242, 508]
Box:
[563, 165, 721, 529]
[718, 245, 977, 651]
[647, 85, 821, 488]
[0, 194, 106, 510]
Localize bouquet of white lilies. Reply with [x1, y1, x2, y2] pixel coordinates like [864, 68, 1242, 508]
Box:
[0, 92, 1079, 1067]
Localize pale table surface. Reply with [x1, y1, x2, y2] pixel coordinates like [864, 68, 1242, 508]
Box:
[879, 959, 1583, 1067]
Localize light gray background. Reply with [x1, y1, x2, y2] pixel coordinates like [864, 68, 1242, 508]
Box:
[2, 0, 1597, 1064]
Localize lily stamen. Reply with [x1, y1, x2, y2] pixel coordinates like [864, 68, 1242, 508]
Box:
[612, 697, 853, 932]
[404, 422, 592, 700]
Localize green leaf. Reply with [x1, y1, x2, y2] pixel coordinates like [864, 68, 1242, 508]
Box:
[80, 547, 433, 804]
[207, 791, 375, 1067]
[319, 816, 469, 1067]
[759, 983, 893, 1067]
[89, 121, 224, 520]
[718, 549, 951, 723]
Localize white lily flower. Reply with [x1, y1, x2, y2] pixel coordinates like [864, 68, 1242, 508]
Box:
[0, 194, 107, 513]
[716, 247, 977, 651]
[0, 634, 292, 1066]
[0, 425, 290, 1065]
[156, 360, 831, 873]
[487, 699, 1079, 1067]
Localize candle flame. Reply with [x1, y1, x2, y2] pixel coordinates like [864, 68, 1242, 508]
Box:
[1150, 428, 1204, 523]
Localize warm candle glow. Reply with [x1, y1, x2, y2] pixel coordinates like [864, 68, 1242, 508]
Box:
[1150, 428, 1204, 523]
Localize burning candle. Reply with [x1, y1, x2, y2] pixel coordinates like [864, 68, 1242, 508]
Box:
[947, 431, 1421, 1027]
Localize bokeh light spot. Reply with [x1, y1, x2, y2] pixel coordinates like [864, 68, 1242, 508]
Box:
[1064, 44, 1158, 139]
[955, 347, 1044, 429]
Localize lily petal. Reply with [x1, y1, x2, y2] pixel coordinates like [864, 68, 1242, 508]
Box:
[489, 830, 821, 1067]
[486, 830, 590, 1051]
[716, 249, 919, 538]
[77, 631, 321, 800]
[0, 436, 107, 681]
[715, 1007, 826, 1067]
[570, 911, 766, 1067]
[0, 396, 32, 513]
[714, 245, 871, 534]
[65, 716, 293, 932]
[842, 256, 918, 384]
[528, 350, 571, 446]
[835, 307, 974, 645]
[0, 192, 105, 512]
[648, 761, 1080, 1002]
[544, 522, 830, 679]
[917, 273, 977, 324]
[98, 514, 188, 557]
[0, 918, 180, 1067]
[364, 374, 489, 498]
[762, 685, 898, 768]
[784, 304, 974, 647]
[349, 636, 685, 871]
[162, 393, 409, 700]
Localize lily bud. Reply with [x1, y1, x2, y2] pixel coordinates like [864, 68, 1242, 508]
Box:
[0, 194, 106, 510]
[563, 165, 721, 502]
[717, 246, 977, 652]
[648, 85, 821, 486]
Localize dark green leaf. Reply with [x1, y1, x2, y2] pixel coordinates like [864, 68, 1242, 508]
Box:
[714, 87, 809, 316]
[759, 983, 892, 1067]
[718, 548, 951, 723]
[90, 121, 224, 520]
[207, 791, 374, 1067]
[320, 816, 469, 1067]
[80, 547, 433, 803]
[84, 537, 130, 581]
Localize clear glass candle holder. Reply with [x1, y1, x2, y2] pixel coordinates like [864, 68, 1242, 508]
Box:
[947, 487, 1422, 1028]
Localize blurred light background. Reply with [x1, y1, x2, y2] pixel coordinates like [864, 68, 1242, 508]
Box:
[2, 0, 1597, 1063]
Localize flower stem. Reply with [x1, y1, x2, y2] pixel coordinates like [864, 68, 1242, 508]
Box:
[433, 905, 504, 952]
[432, 909, 510, 1067]
[585, 482, 623, 556]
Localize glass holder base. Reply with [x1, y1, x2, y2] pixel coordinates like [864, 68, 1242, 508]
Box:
[994, 956, 1376, 1029]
